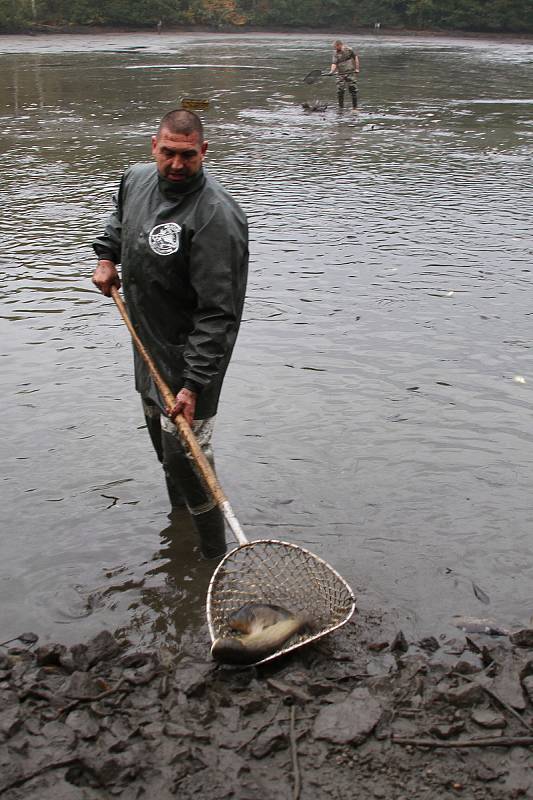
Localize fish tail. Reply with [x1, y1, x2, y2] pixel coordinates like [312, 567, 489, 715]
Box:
[211, 637, 258, 665]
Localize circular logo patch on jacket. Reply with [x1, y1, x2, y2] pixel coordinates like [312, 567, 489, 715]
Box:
[149, 222, 181, 255]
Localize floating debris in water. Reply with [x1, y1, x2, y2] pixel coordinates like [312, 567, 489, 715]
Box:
[302, 101, 328, 113]
[472, 581, 490, 605]
[452, 615, 509, 636]
[513, 375, 526, 384]
[0, 632, 39, 648]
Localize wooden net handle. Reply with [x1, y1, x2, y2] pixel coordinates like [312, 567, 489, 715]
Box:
[111, 286, 245, 534]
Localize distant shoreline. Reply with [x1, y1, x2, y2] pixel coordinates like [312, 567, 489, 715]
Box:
[3, 24, 533, 45]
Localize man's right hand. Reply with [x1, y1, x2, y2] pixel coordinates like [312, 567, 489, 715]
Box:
[167, 387, 197, 427]
[92, 260, 121, 297]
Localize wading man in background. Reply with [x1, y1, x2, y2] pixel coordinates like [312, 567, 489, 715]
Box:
[329, 39, 360, 110]
[92, 109, 249, 560]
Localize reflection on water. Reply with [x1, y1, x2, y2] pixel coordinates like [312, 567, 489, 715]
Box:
[1, 32, 532, 648]
[113, 512, 216, 655]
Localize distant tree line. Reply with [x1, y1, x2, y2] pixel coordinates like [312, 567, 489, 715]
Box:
[1, 0, 532, 33]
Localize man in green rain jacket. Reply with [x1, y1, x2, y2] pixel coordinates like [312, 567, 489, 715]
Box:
[92, 109, 248, 559]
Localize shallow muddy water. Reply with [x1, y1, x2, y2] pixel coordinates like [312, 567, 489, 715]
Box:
[1, 31, 532, 648]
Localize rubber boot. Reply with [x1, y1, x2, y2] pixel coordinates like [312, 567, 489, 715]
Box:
[350, 87, 358, 109]
[337, 89, 345, 109]
[143, 400, 185, 508]
[164, 468, 186, 510]
[161, 423, 225, 557]
[191, 505, 227, 560]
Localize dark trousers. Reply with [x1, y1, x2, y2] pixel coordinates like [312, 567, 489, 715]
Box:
[142, 398, 226, 559]
[336, 74, 358, 108]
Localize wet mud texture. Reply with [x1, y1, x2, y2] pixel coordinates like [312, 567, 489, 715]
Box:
[2, 613, 533, 799]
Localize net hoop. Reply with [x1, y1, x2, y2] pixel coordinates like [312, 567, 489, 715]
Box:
[206, 539, 356, 666]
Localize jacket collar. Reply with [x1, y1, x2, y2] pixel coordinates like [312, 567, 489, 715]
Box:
[157, 167, 206, 199]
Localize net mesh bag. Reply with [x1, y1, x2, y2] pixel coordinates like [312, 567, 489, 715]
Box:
[207, 539, 355, 663]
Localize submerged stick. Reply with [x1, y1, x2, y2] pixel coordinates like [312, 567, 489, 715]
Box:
[54, 678, 127, 719]
[0, 758, 82, 795]
[452, 672, 533, 734]
[236, 702, 282, 752]
[290, 706, 301, 800]
[0, 632, 38, 648]
[392, 735, 533, 749]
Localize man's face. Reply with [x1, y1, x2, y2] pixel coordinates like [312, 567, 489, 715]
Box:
[151, 127, 208, 182]
[335, 42, 343, 53]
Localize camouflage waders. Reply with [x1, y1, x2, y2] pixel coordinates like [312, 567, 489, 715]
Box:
[143, 398, 226, 559]
[336, 73, 358, 109]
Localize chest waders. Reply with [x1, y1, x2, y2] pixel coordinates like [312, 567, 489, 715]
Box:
[336, 73, 358, 109]
[143, 397, 227, 560]
[161, 413, 227, 561]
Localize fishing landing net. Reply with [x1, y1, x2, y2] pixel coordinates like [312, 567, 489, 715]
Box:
[110, 288, 355, 667]
[304, 69, 325, 84]
[207, 539, 356, 666]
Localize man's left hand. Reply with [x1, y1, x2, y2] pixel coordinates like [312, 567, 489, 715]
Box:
[168, 388, 197, 426]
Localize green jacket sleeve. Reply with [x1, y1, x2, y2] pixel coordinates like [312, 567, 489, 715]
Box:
[92, 176, 125, 264]
[182, 199, 248, 393]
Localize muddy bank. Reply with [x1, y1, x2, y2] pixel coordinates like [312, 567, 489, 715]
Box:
[2, 609, 533, 799]
[5, 24, 533, 43]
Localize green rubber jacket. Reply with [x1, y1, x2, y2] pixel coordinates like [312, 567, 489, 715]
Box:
[93, 164, 249, 418]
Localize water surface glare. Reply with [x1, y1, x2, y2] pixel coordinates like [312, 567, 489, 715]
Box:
[1, 31, 532, 647]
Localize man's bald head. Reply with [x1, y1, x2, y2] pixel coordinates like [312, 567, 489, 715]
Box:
[157, 109, 204, 143]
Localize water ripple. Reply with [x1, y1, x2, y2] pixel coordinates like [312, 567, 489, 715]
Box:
[1, 33, 532, 644]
